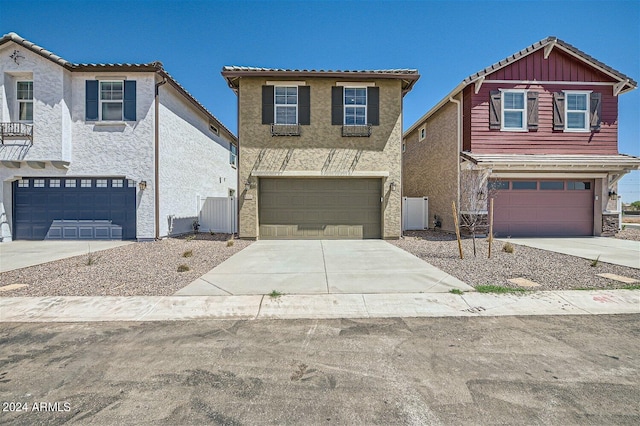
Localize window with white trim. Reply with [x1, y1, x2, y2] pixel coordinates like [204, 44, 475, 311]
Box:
[127, 179, 136, 188]
[17, 81, 33, 122]
[501, 90, 526, 131]
[100, 81, 124, 121]
[81, 179, 92, 188]
[344, 87, 367, 125]
[49, 179, 61, 188]
[33, 179, 45, 188]
[96, 179, 107, 188]
[112, 179, 123, 188]
[18, 179, 29, 188]
[565, 91, 590, 131]
[274, 86, 297, 124]
[419, 127, 426, 141]
[65, 179, 77, 188]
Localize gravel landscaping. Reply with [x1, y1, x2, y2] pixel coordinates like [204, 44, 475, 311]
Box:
[0, 234, 252, 297]
[391, 230, 640, 291]
[1, 230, 638, 297]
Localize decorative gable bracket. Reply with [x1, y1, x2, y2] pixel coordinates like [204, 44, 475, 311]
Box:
[613, 79, 630, 96]
[543, 40, 557, 59]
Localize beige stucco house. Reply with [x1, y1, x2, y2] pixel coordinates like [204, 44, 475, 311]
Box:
[222, 67, 419, 239]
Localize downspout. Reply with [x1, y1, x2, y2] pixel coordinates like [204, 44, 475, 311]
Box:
[449, 96, 462, 217]
[154, 75, 168, 240]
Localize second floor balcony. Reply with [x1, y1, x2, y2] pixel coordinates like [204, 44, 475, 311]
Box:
[1, 122, 33, 145]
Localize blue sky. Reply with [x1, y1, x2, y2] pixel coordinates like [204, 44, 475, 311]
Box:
[1, 0, 639, 201]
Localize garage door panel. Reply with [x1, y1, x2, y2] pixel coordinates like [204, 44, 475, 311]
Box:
[13, 178, 136, 240]
[259, 178, 381, 239]
[494, 179, 593, 237]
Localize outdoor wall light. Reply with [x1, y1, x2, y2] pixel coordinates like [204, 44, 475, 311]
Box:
[390, 181, 397, 192]
[608, 190, 618, 200]
[244, 181, 251, 191]
[138, 180, 147, 190]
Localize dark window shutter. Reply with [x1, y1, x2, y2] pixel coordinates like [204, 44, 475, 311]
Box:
[85, 80, 99, 120]
[553, 92, 565, 130]
[527, 91, 539, 130]
[590, 92, 602, 131]
[262, 85, 274, 125]
[298, 86, 310, 125]
[123, 80, 136, 121]
[489, 91, 501, 129]
[331, 86, 343, 125]
[367, 87, 379, 126]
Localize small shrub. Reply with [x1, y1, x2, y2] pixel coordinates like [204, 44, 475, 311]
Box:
[226, 239, 234, 247]
[502, 242, 514, 254]
[209, 229, 216, 235]
[449, 289, 464, 295]
[622, 284, 640, 290]
[590, 255, 600, 267]
[177, 264, 190, 272]
[622, 224, 626, 230]
[85, 253, 100, 266]
[192, 219, 200, 234]
[182, 249, 193, 258]
[268, 290, 283, 299]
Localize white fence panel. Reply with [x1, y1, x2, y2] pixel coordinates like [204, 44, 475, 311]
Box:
[403, 197, 429, 231]
[199, 197, 237, 234]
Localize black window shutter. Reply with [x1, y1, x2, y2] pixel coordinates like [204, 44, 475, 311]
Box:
[553, 92, 565, 130]
[298, 86, 310, 125]
[489, 91, 501, 129]
[85, 80, 99, 120]
[262, 85, 274, 125]
[590, 92, 602, 131]
[527, 91, 539, 130]
[123, 80, 136, 121]
[331, 86, 343, 125]
[367, 87, 379, 126]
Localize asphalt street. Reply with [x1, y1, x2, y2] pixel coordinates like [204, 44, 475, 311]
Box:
[1, 315, 639, 425]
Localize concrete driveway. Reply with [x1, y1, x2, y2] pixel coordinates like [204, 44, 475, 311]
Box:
[177, 240, 473, 295]
[501, 237, 640, 269]
[0, 240, 133, 272]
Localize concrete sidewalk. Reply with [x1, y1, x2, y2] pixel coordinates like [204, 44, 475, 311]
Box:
[1, 290, 637, 322]
[501, 237, 640, 269]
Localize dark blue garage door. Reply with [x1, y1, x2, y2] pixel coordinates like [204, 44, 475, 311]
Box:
[13, 178, 136, 240]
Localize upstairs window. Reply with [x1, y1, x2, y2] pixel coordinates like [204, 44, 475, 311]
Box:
[274, 86, 298, 124]
[230, 144, 238, 167]
[86, 80, 136, 121]
[100, 81, 124, 121]
[501, 90, 526, 131]
[565, 92, 589, 131]
[344, 87, 367, 125]
[17, 81, 33, 122]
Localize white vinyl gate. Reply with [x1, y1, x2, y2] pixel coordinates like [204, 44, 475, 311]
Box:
[199, 197, 237, 234]
[403, 197, 429, 231]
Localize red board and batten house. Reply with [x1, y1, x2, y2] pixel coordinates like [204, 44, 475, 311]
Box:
[403, 36, 640, 237]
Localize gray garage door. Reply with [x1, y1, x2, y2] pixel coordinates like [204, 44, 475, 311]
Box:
[259, 178, 381, 239]
[493, 179, 594, 237]
[13, 177, 136, 240]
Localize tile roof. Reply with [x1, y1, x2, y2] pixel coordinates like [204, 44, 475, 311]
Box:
[1, 32, 236, 141]
[221, 66, 420, 95]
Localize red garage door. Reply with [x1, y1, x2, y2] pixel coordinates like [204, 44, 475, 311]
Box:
[492, 180, 594, 237]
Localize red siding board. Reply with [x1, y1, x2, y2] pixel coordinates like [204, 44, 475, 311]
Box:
[469, 82, 618, 154]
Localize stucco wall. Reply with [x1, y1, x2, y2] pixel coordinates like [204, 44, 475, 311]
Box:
[237, 77, 403, 239]
[158, 84, 237, 237]
[403, 99, 460, 232]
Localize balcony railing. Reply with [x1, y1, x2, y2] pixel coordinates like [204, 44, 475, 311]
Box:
[342, 124, 372, 137]
[271, 123, 300, 136]
[0, 122, 33, 144]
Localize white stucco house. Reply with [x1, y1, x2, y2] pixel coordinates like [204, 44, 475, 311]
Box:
[0, 32, 237, 241]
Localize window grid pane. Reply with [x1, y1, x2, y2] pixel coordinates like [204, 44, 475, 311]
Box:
[33, 179, 45, 188]
[96, 179, 107, 188]
[17, 81, 33, 100]
[81, 179, 92, 188]
[18, 179, 29, 188]
[112, 179, 123, 188]
[19, 102, 33, 121]
[65, 179, 77, 188]
[49, 179, 61, 188]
